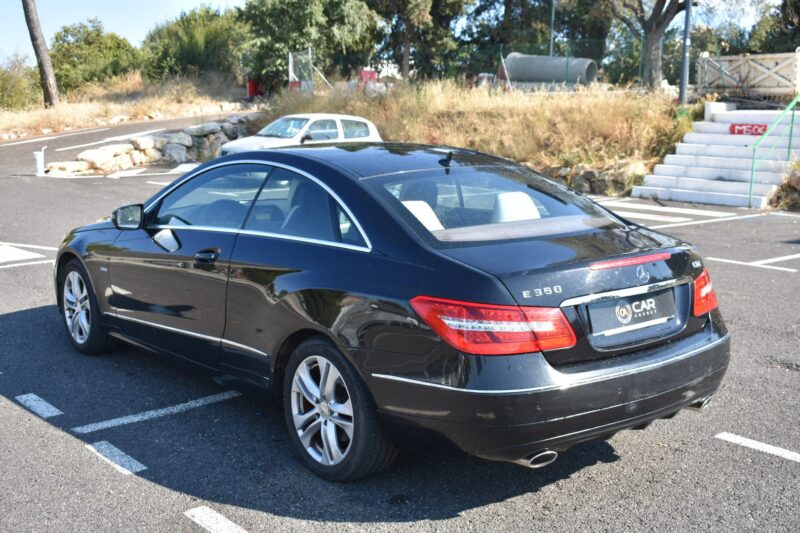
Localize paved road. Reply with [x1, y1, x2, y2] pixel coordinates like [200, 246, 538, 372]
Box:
[0, 165, 798, 532]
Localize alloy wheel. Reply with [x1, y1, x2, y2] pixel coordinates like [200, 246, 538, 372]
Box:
[63, 270, 91, 344]
[290, 355, 355, 466]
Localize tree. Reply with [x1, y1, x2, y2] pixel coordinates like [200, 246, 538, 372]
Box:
[143, 7, 247, 80]
[559, 0, 613, 62]
[21, 0, 59, 106]
[372, 0, 469, 79]
[462, 1, 551, 76]
[610, 0, 687, 88]
[239, 0, 379, 90]
[603, 20, 642, 84]
[748, 1, 800, 53]
[0, 53, 42, 110]
[369, 0, 433, 78]
[51, 19, 140, 92]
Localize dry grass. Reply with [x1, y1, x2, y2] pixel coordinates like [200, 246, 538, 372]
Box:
[266, 81, 690, 169]
[0, 71, 246, 138]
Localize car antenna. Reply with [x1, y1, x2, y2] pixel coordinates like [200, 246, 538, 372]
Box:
[439, 150, 453, 170]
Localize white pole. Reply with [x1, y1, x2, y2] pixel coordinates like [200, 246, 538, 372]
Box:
[34, 145, 46, 176]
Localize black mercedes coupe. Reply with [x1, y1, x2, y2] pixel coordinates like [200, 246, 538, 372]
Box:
[55, 144, 729, 481]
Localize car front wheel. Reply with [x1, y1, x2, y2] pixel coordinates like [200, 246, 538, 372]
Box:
[59, 259, 114, 355]
[283, 338, 396, 481]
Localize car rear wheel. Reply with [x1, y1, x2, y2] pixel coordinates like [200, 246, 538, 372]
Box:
[283, 337, 396, 481]
[59, 259, 114, 355]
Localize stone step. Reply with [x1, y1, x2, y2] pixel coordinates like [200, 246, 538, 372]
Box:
[683, 132, 799, 148]
[675, 143, 800, 160]
[641, 175, 777, 197]
[711, 110, 800, 125]
[631, 186, 769, 208]
[692, 121, 797, 137]
[663, 154, 791, 172]
[652, 164, 784, 184]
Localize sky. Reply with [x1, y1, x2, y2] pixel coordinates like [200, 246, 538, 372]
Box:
[1, 0, 246, 61]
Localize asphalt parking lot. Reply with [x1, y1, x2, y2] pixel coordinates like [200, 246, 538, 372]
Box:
[1, 127, 799, 532]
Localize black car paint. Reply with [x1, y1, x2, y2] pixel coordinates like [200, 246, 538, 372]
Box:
[55, 144, 729, 465]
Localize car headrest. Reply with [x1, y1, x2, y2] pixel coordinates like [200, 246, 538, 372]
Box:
[291, 181, 326, 208]
[402, 200, 445, 231]
[491, 191, 541, 223]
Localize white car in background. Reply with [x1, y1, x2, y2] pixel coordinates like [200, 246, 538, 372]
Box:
[220, 113, 382, 155]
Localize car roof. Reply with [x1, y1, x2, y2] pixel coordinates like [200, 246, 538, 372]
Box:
[270, 143, 513, 180]
[282, 113, 376, 124]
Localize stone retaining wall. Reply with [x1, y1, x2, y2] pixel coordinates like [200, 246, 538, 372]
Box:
[46, 112, 264, 176]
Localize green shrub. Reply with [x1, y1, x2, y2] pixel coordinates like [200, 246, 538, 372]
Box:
[50, 19, 141, 93]
[0, 54, 42, 110]
[142, 7, 247, 80]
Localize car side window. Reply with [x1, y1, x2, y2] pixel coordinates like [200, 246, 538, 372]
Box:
[154, 165, 269, 230]
[341, 120, 370, 139]
[243, 168, 366, 247]
[306, 119, 338, 140]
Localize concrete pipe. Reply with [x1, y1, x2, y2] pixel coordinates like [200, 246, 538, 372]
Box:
[504, 53, 598, 84]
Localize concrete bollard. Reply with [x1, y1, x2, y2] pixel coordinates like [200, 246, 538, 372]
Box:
[34, 146, 47, 176]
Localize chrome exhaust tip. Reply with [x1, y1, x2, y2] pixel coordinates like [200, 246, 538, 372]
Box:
[524, 450, 558, 469]
[687, 397, 711, 411]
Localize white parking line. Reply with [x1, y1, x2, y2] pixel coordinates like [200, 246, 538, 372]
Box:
[706, 257, 798, 273]
[147, 181, 171, 186]
[0, 128, 111, 147]
[651, 213, 767, 229]
[184, 507, 248, 533]
[86, 441, 148, 475]
[610, 210, 691, 223]
[55, 128, 165, 152]
[71, 391, 242, 434]
[0, 241, 59, 251]
[752, 252, 800, 265]
[601, 201, 736, 218]
[15, 393, 64, 418]
[716, 432, 800, 464]
[0, 259, 55, 270]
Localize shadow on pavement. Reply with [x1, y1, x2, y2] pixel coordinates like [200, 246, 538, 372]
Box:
[0, 305, 620, 523]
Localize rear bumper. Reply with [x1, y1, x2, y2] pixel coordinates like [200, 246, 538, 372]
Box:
[368, 330, 730, 463]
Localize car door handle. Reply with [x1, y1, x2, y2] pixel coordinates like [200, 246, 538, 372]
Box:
[194, 249, 220, 264]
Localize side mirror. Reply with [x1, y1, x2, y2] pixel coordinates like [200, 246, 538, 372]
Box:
[112, 204, 144, 230]
[300, 134, 313, 144]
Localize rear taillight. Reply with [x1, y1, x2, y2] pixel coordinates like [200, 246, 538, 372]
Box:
[409, 296, 576, 355]
[692, 268, 719, 316]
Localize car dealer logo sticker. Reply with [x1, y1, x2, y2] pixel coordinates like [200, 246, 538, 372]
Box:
[615, 302, 633, 324]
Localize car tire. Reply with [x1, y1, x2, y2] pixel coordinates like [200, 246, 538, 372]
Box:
[282, 337, 397, 481]
[58, 259, 114, 355]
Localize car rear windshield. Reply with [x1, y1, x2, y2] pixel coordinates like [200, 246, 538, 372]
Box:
[364, 165, 621, 245]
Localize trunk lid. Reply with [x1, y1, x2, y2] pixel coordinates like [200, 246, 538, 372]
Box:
[440, 226, 708, 366]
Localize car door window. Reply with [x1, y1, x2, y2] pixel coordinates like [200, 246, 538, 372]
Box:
[341, 120, 370, 139]
[305, 119, 338, 141]
[154, 165, 270, 230]
[243, 168, 366, 247]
